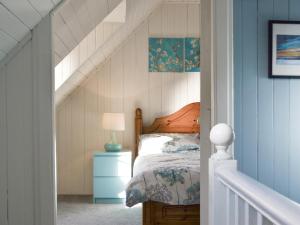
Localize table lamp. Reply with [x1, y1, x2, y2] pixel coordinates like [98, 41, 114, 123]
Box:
[102, 113, 125, 152]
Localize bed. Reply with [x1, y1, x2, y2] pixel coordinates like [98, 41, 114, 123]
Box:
[126, 102, 200, 225]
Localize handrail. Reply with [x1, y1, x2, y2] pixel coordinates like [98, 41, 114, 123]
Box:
[215, 167, 300, 225]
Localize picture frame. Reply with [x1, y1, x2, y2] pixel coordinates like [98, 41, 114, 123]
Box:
[148, 37, 200, 73]
[149, 38, 184, 72]
[269, 20, 300, 78]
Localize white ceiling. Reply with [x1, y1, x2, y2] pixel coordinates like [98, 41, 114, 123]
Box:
[0, 0, 123, 64]
[0, 0, 60, 62]
[52, 0, 122, 65]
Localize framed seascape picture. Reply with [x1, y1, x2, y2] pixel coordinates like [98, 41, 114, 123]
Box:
[269, 20, 300, 78]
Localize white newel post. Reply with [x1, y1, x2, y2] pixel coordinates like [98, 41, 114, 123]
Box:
[209, 123, 237, 225]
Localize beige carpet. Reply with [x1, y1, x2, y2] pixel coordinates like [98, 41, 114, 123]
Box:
[57, 196, 142, 225]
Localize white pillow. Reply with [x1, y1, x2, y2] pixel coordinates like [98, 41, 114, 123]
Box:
[138, 133, 200, 156]
[138, 134, 172, 155]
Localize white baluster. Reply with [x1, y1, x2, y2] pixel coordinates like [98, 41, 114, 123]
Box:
[244, 202, 249, 225]
[226, 187, 230, 225]
[257, 212, 263, 225]
[234, 194, 239, 225]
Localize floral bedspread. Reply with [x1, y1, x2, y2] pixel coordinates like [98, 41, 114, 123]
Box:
[125, 152, 200, 207]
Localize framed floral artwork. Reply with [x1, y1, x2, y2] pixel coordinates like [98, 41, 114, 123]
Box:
[185, 38, 200, 72]
[149, 38, 184, 72]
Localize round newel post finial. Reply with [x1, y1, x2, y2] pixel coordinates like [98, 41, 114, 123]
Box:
[210, 123, 235, 160]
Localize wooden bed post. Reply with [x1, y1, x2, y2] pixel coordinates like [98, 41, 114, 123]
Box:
[135, 108, 143, 160]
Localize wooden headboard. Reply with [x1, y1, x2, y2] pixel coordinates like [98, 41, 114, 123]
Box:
[134, 102, 200, 159]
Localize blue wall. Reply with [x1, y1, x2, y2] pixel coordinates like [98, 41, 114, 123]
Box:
[234, 0, 300, 203]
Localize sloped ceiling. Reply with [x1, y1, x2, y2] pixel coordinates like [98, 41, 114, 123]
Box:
[55, 0, 163, 104]
[0, 0, 60, 62]
[52, 0, 123, 65]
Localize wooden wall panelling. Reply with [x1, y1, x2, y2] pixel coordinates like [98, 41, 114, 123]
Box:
[6, 43, 35, 225]
[84, 74, 98, 194]
[0, 65, 8, 225]
[110, 49, 124, 147]
[161, 4, 175, 115]
[103, 60, 112, 144]
[56, 106, 61, 193]
[172, 5, 188, 111]
[70, 0, 93, 40]
[235, 0, 300, 203]
[0, 0, 40, 29]
[97, 65, 105, 150]
[57, 105, 65, 194]
[70, 46, 80, 76]
[65, 100, 73, 194]
[123, 35, 136, 150]
[86, 0, 107, 29]
[0, 4, 29, 42]
[71, 88, 85, 194]
[0, 15, 54, 224]
[62, 55, 71, 82]
[31, 16, 55, 224]
[200, 0, 212, 223]
[187, 4, 200, 37]
[272, 0, 289, 196]
[288, 0, 300, 203]
[79, 37, 88, 66]
[87, 31, 96, 57]
[57, 99, 73, 195]
[53, 14, 77, 51]
[187, 4, 201, 104]
[234, 0, 243, 170]
[55, 59, 63, 88]
[187, 73, 200, 103]
[58, 4, 84, 43]
[241, 0, 258, 179]
[135, 21, 150, 124]
[53, 34, 69, 63]
[257, 0, 274, 188]
[148, 6, 163, 119]
[96, 23, 104, 49]
[103, 23, 114, 41]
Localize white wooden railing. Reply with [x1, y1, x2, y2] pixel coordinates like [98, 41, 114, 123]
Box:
[209, 124, 300, 225]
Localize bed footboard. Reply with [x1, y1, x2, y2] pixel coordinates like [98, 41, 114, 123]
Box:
[143, 201, 200, 225]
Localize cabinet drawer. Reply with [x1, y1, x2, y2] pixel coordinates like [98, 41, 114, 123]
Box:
[93, 177, 131, 198]
[94, 155, 131, 177]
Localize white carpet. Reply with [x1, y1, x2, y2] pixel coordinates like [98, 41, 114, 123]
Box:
[57, 196, 142, 225]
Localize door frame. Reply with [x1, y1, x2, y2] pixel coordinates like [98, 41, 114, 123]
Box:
[49, 0, 235, 224]
[200, 0, 234, 224]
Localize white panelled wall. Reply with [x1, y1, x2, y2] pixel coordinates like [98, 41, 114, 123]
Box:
[0, 16, 55, 225]
[56, 2, 201, 195]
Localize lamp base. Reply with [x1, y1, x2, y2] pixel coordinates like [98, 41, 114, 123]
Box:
[104, 143, 122, 152]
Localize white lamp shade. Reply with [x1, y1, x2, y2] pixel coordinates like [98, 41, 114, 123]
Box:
[102, 113, 125, 131]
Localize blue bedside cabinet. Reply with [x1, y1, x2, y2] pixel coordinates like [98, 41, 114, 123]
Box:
[93, 151, 132, 203]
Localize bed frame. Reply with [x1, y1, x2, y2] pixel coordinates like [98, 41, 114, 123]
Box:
[134, 102, 200, 225]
